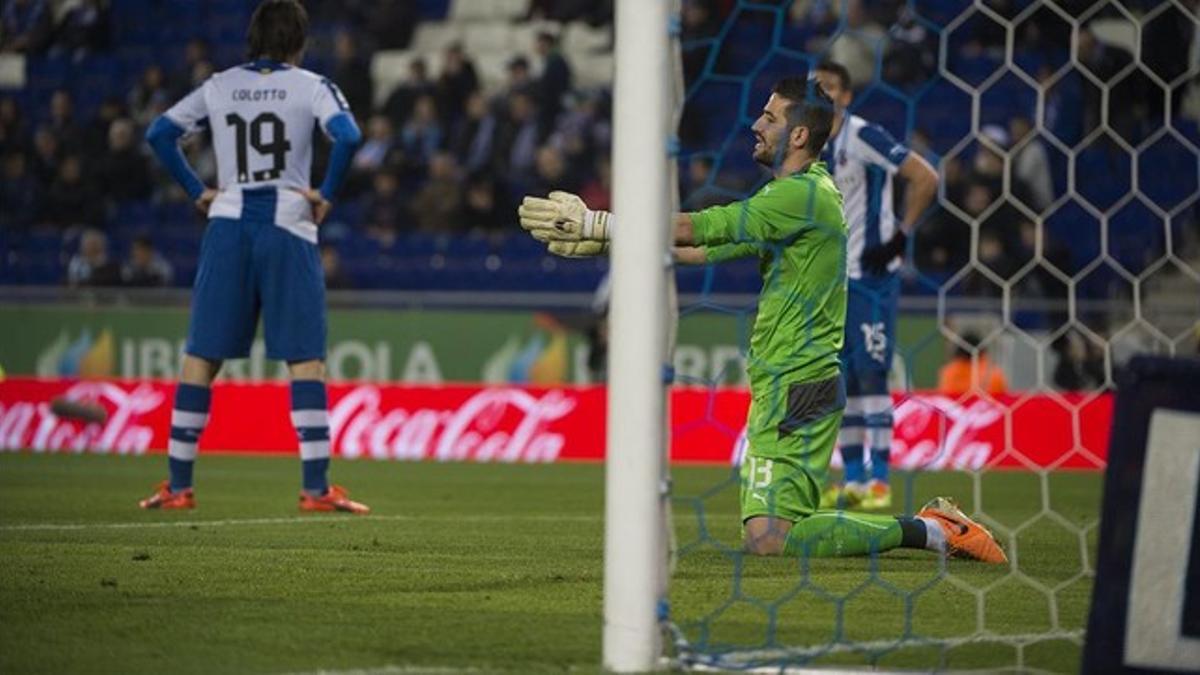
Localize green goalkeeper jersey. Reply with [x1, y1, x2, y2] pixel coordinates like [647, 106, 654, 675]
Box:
[689, 161, 848, 393]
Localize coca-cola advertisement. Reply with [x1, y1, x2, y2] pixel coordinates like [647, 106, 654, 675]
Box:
[0, 378, 1111, 469]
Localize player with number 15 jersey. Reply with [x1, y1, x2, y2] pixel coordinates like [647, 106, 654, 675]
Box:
[141, 0, 367, 514]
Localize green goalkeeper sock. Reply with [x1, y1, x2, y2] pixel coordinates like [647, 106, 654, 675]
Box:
[782, 511, 905, 558]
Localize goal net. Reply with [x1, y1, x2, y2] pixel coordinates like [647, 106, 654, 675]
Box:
[608, 0, 1200, 671]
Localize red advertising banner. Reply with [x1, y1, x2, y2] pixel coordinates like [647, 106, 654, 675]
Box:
[0, 378, 1111, 469]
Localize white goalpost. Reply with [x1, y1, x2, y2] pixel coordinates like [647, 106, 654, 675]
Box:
[603, 0, 673, 671]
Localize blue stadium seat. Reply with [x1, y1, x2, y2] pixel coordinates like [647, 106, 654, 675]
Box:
[417, 0, 451, 20]
[112, 201, 158, 227]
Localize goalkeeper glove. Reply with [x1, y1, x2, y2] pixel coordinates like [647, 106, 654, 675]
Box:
[518, 191, 613, 242]
[547, 240, 609, 258]
[861, 230, 908, 274]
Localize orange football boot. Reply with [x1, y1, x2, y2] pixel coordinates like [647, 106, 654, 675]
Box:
[299, 485, 370, 514]
[138, 481, 195, 510]
[918, 497, 1008, 564]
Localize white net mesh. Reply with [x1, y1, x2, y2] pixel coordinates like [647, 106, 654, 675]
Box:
[663, 0, 1200, 671]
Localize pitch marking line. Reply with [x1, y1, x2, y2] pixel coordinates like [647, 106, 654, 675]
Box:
[280, 662, 482, 667]
[1, 511, 746, 533]
[0, 513, 609, 532]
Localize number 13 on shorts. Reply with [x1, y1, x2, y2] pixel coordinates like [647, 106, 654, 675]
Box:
[747, 456, 774, 489]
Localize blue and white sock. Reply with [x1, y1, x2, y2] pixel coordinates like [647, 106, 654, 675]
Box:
[168, 383, 211, 493]
[291, 380, 330, 496]
[863, 394, 894, 484]
[839, 397, 866, 484]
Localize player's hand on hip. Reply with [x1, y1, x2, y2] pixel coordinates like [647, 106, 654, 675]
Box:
[194, 188, 218, 215]
[298, 188, 332, 225]
[518, 191, 612, 242]
[862, 230, 908, 274]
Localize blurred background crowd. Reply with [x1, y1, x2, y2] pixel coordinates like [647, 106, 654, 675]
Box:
[0, 0, 1197, 326]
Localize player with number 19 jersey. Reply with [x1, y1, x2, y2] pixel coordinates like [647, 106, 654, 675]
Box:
[148, 58, 360, 362]
[165, 62, 350, 245]
[141, 0, 367, 515]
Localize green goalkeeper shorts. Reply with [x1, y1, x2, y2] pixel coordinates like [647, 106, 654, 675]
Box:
[739, 375, 844, 522]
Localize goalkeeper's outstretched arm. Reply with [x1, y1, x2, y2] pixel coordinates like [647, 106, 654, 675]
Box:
[517, 192, 765, 263]
[674, 242, 759, 265]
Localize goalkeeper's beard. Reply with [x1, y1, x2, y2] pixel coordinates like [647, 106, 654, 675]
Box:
[752, 133, 775, 166]
[753, 131, 796, 169]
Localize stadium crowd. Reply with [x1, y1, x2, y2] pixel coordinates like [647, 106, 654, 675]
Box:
[0, 0, 1196, 299]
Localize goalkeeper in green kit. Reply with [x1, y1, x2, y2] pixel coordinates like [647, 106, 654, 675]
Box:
[518, 77, 1004, 564]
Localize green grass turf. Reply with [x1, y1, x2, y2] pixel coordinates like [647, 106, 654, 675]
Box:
[0, 453, 1102, 674]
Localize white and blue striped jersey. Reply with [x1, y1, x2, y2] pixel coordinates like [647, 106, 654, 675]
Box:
[822, 114, 910, 279]
[164, 60, 352, 243]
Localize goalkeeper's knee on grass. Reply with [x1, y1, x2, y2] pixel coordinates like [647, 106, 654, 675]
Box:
[744, 513, 946, 558]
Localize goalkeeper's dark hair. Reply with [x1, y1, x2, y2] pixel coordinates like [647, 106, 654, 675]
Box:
[248, 0, 308, 62]
[815, 60, 853, 91]
[771, 76, 835, 155]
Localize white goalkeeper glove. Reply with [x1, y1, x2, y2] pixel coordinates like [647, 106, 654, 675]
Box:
[547, 240, 609, 258]
[518, 191, 613, 242]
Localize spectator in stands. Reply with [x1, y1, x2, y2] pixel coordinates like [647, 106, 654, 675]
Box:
[362, 0, 416, 50]
[530, 144, 576, 196]
[578, 154, 611, 212]
[0, 152, 37, 229]
[1017, 220, 1070, 277]
[83, 96, 125, 156]
[95, 117, 152, 203]
[48, 89, 84, 151]
[121, 235, 173, 287]
[400, 94, 442, 168]
[883, 6, 934, 88]
[351, 114, 399, 187]
[29, 124, 59, 186]
[0, 0, 52, 53]
[411, 152, 462, 231]
[962, 182, 994, 223]
[332, 29, 373, 117]
[321, 244, 351, 290]
[383, 58, 434, 130]
[908, 128, 934, 159]
[682, 0, 721, 83]
[969, 129, 1007, 196]
[535, 31, 572, 131]
[363, 170, 405, 247]
[494, 90, 541, 193]
[179, 38, 214, 93]
[179, 136, 217, 200]
[966, 1, 1007, 54]
[459, 172, 506, 232]
[129, 66, 171, 127]
[975, 230, 1014, 284]
[1013, 220, 1071, 329]
[682, 155, 728, 210]
[551, 90, 609, 170]
[497, 56, 533, 105]
[67, 228, 121, 287]
[451, 91, 497, 175]
[0, 96, 26, 155]
[183, 38, 209, 73]
[823, 0, 878, 89]
[435, 42, 478, 128]
[43, 155, 100, 228]
[1053, 330, 1106, 391]
[938, 333, 1008, 396]
[1009, 117, 1053, 213]
[189, 59, 214, 90]
[54, 0, 109, 57]
[1077, 27, 1133, 137]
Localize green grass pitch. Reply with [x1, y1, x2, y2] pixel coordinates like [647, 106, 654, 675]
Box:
[0, 453, 1101, 673]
